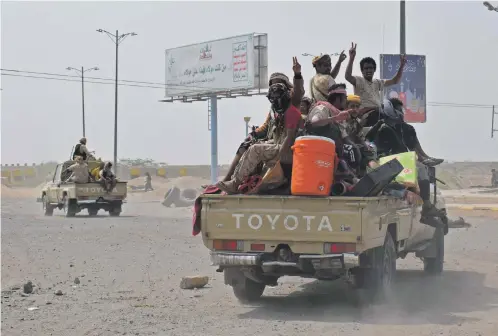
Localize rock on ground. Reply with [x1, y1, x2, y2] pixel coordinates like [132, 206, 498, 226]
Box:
[180, 276, 209, 289]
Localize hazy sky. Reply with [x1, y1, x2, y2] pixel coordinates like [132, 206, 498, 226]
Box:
[1, 1, 497, 165]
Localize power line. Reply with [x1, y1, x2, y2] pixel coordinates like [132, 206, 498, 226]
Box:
[1, 68, 496, 109]
[1, 73, 165, 89]
[0, 68, 235, 92]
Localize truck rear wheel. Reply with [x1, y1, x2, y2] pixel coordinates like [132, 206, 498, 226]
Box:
[88, 208, 99, 216]
[109, 203, 122, 217]
[356, 231, 397, 302]
[232, 277, 266, 303]
[42, 195, 54, 216]
[424, 226, 444, 275]
[109, 210, 121, 217]
[63, 196, 77, 217]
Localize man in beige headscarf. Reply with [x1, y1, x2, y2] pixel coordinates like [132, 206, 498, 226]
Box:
[309, 52, 347, 102]
[64, 156, 90, 183]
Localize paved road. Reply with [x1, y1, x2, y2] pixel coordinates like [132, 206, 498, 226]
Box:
[2, 198, 498, 336]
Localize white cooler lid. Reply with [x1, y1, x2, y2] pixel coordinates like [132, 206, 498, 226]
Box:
[295, 135, 335, 144]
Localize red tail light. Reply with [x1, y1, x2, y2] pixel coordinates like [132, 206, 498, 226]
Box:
[250, 243, 265, 251]
[213, 240, 243, 251]
[324, 243, 356, 254]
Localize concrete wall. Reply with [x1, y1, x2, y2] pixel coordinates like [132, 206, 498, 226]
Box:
[1, 162, 230, 186]
[3, 160, 496, 189]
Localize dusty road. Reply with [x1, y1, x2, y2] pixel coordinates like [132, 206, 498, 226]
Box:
[2, 198, 498, 336]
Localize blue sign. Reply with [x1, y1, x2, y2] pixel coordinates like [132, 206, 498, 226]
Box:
[380, 54, 427, 123]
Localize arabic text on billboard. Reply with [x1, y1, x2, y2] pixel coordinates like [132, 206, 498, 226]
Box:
[380, 54, 427, 123]
[165, 34, 258, 97]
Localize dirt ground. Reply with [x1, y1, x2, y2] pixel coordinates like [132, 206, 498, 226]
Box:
[2, 194, 498, 336]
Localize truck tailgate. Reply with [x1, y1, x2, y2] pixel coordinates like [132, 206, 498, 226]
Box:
[202, 195, 362, 243]
[74, 182, 127, 198]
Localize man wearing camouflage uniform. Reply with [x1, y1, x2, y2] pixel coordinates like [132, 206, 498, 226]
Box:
[217, 58, 304, 194]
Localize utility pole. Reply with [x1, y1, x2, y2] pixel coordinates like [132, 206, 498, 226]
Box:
[492, 105, 498, 138]
[66, 66, 99, 137]
[96, 29, 137, 173]
[400, 0, 406, 54]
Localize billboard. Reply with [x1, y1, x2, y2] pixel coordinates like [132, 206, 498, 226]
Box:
[165, 33, 268, 98]
[380, 54, 427, 123]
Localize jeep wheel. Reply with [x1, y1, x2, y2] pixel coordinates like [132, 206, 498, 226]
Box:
[42, 195, 54, 216]
[232, 277, 266, 303]
[424, 225, 444, 275]
[357, 231, 397, 302]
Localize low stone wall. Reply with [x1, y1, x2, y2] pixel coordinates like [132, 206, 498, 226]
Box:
[2, 161, 496, 189]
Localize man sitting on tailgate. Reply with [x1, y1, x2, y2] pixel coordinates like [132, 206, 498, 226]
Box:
[98, 162, 117, 193]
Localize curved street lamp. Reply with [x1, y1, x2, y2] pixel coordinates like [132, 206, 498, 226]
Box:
[483, 1, 498, 11]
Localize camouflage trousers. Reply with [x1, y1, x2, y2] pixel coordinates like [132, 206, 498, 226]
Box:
[232, 143, 281, 182]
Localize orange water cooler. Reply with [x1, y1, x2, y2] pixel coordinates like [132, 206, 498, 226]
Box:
[291, 136, 336, 196]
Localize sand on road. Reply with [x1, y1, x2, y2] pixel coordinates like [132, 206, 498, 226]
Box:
[2, 198, 498, 336]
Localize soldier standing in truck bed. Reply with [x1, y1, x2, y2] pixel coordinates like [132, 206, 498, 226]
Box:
[72, 138, 92, 161]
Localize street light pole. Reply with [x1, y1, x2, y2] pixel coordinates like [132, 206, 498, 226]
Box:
[243, 117, 251, 137]
[483, 1, 498, 11]
[96, 29, 137, 173]
[400, 0, 406, 54]
[66, 66, 99, 137]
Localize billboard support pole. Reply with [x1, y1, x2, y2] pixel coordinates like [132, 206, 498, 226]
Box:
[210, 95, 218, 184]
[400, 0, 406, 54]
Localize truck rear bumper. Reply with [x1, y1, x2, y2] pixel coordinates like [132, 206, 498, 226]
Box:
[210, 252, 359, 269]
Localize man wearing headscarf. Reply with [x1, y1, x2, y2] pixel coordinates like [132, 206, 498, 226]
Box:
[217, 59, 304, 194]
[309, 51, 347, 103]
[343, 94, 377, 139]
[222, 57, 304, 182]
[63, 156, 90, 183]
[306, 84, 352, 156]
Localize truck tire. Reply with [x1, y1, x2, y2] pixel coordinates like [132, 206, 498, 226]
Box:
[42, 194, 54, 216]
[424, 225, 444, 275]
[181, 188, 198, 201]
[162, 186, 180, 207]
[109, 203, 122, 217]
[174, 197, 195, 208]
[357, 231, 397, 302]
[88, 208, 99, 216]
[63, 196, 77, 217]
[232, 277, 266, 303]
